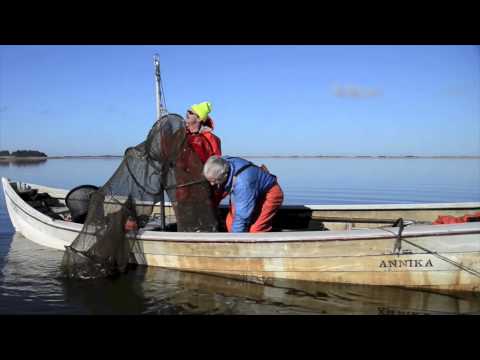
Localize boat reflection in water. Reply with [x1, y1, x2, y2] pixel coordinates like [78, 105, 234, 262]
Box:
[131, 266, 480, 315]
[60, 263, 480, 315]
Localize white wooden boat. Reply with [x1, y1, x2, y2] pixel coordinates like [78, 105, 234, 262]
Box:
[2, 176, 480, 294]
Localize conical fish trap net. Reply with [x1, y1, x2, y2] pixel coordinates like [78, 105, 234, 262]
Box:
[62, 114, 218, 279]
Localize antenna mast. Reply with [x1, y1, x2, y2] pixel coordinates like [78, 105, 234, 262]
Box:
[154, 54, 168, 120]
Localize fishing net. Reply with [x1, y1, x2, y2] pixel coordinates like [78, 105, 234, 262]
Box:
[61, 113, 218, 279]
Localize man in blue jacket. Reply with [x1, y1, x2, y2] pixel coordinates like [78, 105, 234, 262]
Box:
[203, 155, 284, 232]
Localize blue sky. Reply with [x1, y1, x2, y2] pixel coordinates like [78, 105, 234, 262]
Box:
[0, 45, 479, 156]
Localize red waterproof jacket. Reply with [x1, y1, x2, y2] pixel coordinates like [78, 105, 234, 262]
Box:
[186, 117, 222, 163]
[185, 117, 223, 207]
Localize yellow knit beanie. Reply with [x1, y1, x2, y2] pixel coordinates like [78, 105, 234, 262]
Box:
[190, 101, 212, 122]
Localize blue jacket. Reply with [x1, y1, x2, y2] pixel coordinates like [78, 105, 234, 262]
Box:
[222, 156, 277, 232]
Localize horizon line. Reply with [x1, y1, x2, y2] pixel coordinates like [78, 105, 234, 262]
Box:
[2, 154, 480, 159]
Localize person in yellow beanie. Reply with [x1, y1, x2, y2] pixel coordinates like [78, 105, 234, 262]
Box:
[189, 101, 212, 123]
[184, 101, 223, 208]
[185, 101, 222, 163]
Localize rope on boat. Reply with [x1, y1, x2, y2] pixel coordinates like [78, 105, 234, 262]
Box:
[401, 237, 480, 279]
[382, 220, 480, 279]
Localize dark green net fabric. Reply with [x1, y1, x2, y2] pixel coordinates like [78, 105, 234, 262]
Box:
[61, 114, 218, 279]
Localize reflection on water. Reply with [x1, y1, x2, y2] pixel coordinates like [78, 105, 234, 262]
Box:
[1, 233, 479, 315]
[128, 266, 480, 315]
[0, 159, 48, 167]
[9, 159, 47, 167]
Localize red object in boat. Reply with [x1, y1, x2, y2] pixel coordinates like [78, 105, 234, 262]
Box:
[124, 218, 138, 232]
[433, 211, 480, 224]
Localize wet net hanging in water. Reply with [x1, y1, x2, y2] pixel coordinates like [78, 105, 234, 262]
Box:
[62, 114, 218, 279]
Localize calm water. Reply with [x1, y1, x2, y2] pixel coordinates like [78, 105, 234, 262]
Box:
[1, 158, 480, 315]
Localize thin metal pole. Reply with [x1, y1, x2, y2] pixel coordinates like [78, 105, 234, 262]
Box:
[154, 54, 167, 120]
[153, 54, 167, 230]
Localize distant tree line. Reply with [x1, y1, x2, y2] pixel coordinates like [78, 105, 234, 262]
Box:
[0, 150, 47, 157]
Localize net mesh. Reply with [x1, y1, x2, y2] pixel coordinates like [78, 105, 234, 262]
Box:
[61, 114, 218, 279]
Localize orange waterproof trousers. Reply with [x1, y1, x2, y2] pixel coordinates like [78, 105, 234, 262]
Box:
[226, 183, 284, 233]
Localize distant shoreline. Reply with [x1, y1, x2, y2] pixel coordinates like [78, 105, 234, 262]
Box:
[0, 156, 49, 161]
[0, 155, 121, 161]
[1, 155, 479, 161]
